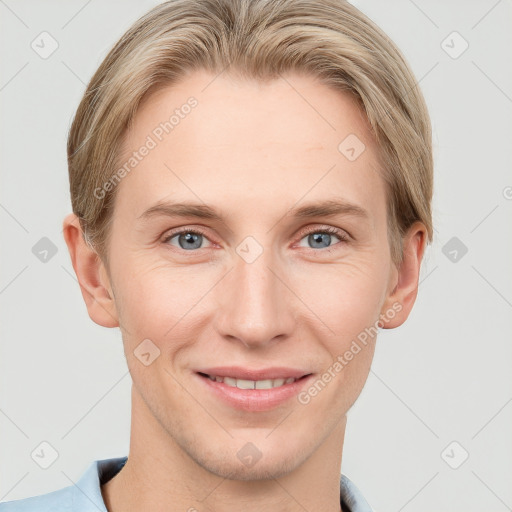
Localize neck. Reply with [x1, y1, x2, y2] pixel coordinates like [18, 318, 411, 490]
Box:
[101, 385, 346, 512]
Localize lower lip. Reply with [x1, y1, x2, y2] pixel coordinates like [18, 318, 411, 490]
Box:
[196, 373, 314, 412]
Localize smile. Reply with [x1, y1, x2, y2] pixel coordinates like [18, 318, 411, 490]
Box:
[201, 373, 297, 389]
[195, 367, 314, 412]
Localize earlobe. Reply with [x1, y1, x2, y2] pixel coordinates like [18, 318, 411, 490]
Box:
[62, 213, 119, 328]
[379, 222, 427, 329]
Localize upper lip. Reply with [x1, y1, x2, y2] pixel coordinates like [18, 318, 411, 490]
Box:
[196, 366, 311, 380]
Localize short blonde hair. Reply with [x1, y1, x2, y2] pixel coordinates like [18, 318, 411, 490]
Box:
[67, 0, 433, 268]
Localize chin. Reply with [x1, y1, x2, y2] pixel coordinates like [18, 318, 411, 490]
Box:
[195, 449, 306, 481]
[172, 428, 310, 482]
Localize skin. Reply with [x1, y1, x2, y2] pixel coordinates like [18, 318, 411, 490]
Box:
[63, 69, 426, 512]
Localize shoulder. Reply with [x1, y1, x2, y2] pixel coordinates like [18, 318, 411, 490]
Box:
[340, 473, 374, 512]
[0, 457, 127, 512]
[0, 485, 73, 512]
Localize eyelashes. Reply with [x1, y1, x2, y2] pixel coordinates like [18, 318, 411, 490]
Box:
[162, 226, 212, 250]
[162, 225, 350, 254]
[298, 226, 349, 247]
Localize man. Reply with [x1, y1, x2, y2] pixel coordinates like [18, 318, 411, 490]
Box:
[0, 0, 432, 510]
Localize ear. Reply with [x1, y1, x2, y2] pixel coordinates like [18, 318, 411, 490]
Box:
[62, 213, 119, 328]
[379, 221, 427, 329]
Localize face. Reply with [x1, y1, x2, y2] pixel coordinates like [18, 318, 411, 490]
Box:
[91, 70, 403, 479]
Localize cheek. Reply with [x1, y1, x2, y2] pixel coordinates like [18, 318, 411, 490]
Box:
[115, 260, 205, 333]
[114, 260, 221, 375]
[116, 266, 199, 396]
[289, 259, 384, 404]
[289, 258, 388, 341]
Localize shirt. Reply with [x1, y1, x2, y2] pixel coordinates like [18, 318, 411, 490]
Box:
[0, 456, 374, 511]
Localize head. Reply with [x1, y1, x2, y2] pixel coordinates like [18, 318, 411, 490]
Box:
[63, 0, 433, 480]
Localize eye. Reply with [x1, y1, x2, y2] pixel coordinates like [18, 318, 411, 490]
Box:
[162, 228, 213, 251]
[297, 226, 349, 250]
[161, 226, 350, 253]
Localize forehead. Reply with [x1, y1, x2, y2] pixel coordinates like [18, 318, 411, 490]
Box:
[115, 69, 386, 227]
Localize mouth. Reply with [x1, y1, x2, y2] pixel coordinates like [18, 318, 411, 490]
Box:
[197, 372, 307, 389]
[194, 367, 313, 412]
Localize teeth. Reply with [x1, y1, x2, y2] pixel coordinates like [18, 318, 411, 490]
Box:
[236, 378, 255, 389]
[224, 376, 237, 387]
[255, 379, 273, 389]
[207, 375, 298, 389]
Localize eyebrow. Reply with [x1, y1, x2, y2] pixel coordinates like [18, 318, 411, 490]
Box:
[137, 199, 370, 222]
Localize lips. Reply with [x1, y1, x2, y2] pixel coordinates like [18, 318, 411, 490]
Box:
[194, 366, 313, 411]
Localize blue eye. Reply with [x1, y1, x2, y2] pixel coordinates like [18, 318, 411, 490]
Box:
[163, 230, 211, 250]
[298, 227, 348, 250]
[305, 232, 336, 249]
[162, 226, 349, 253]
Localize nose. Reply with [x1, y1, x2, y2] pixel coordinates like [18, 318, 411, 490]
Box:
[213, 245, 296, 349]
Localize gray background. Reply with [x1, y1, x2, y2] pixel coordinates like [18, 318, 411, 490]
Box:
[1, 1, 511, 511]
